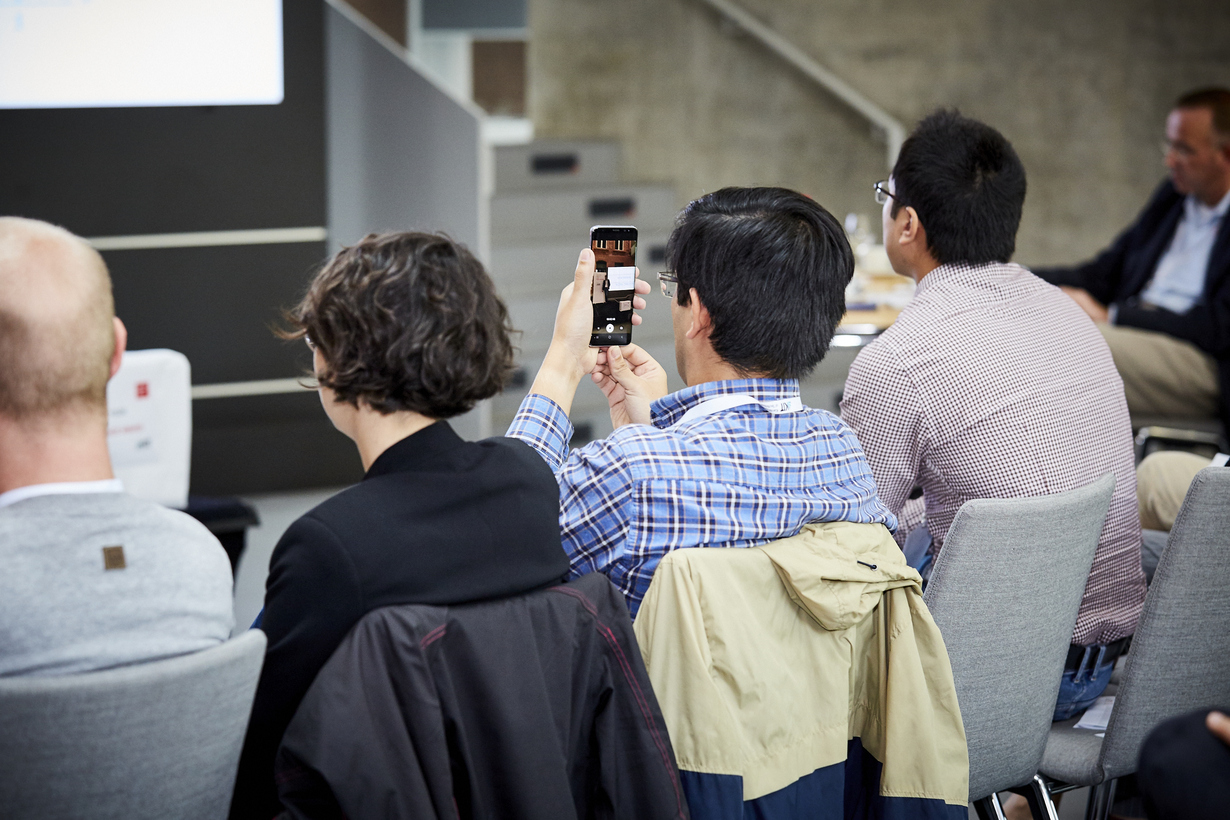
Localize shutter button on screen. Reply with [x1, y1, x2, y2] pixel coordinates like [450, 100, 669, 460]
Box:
[605, 323, 615, 333]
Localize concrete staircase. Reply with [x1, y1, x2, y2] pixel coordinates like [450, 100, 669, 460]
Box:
[488, 140, 684, 442]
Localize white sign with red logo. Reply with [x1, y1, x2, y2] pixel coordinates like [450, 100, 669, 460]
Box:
[108, 380, 158, 468]
[105, 350, 192, 508]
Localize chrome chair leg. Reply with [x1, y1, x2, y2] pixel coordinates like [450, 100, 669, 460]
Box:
[1026, 775, 1060, 820]
[973, 793, 1007, 820]
[1084, 779, 1117, 820]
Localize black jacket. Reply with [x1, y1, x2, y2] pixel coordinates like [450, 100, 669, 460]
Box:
[230, 422, 570, 820]
[1033, 179, 1230, 433]
[274, 572, 689, 820]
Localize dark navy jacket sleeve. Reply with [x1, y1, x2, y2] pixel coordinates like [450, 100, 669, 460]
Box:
[1032, 180, 1185, 306]
[1034, 178, 1230, 372]
[1116, 298, 1230, 358]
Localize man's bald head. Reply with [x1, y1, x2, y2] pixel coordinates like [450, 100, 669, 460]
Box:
[0, 218, 117, 420]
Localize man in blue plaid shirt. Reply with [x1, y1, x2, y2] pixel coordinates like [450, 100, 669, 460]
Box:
[507, 187, 896, 616]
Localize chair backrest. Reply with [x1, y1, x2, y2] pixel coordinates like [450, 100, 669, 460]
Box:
[0, 630, 266, 820]
[923, 473, 1115, 800]
[1097, 466, 1230, 780]
[106, 348, 192, 509]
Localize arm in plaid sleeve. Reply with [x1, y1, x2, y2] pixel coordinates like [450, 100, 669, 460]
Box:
[555, 436, 634, 577]
[840, 339, 927, 544]
[506, 392, 633, 577]
[506, 393, 575, 472]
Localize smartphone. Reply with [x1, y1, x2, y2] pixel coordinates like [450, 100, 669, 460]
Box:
[589, 225, 637, 347]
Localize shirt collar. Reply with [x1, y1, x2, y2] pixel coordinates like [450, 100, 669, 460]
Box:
[650, 378, 801, 429]
[364, 420, 465, 480]
[1185, 188, 1230, 223]
[0, 478, 124, 510]
[913, 261, 1022, 299]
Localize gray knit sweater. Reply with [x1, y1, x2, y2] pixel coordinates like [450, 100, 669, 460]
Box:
[0, 492, 234, 677]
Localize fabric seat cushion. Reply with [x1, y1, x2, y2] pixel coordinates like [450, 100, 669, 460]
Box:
[1040, 717, 1106, 785]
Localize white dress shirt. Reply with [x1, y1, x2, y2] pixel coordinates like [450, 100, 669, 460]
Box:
[1140, 188, 1230, 314]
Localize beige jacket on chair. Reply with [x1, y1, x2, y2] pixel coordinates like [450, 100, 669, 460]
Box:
[633, 520, 968, 807]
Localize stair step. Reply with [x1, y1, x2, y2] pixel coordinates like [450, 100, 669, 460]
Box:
[494, 140, 622, 192]
[491, 185, 677, 244]
[489, 236, 669, 297]
[502, 289, 676, 357]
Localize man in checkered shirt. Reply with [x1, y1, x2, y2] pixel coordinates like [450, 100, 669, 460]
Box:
[840, 111, 1146, 722]
[507, 187, 896, 618]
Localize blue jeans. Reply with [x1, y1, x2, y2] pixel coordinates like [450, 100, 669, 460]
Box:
[1140, 528, 1168, 583]
[1053, 644, 1116, 721]
[902, 524, 934, 581]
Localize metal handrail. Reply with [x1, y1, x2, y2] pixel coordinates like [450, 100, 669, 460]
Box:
[694, 0, 905, 170]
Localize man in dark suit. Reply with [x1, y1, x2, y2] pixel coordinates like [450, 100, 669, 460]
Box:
[1035, 88, 1230, 436]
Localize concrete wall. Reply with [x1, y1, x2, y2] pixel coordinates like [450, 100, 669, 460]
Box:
[528, 0, 1230, 265]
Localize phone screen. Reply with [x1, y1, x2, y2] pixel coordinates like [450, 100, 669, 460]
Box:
[590, 226, 637, 347]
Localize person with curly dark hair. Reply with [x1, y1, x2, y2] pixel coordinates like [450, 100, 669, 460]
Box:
[230, 231, 571, 820]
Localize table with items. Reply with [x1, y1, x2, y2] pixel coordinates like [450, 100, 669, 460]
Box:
[835, 243, 915, 348]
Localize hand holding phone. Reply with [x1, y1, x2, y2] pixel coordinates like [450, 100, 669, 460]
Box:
[528, 246, 650, 418]
[591, 344, 669, 428]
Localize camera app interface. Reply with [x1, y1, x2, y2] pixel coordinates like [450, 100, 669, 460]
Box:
[590, 233, 636, 345]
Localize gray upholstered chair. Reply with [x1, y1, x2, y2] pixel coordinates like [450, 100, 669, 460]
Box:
[923, 474, 1115, 820]
[1039, 466, 1230, 820]
[0, 630, 266, 820]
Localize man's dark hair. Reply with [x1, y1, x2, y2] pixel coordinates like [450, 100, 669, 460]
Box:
[1176, 87, 1230, 142]
[890, 109, 1027, 266]
[666, 187, 852, 379]
[283, 231, 515, 418]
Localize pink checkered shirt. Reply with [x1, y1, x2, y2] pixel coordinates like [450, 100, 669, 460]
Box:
[841, 262, 1146, 645]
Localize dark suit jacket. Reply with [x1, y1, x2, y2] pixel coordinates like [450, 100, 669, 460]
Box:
[1034, 179, 1230, 433]
[275, 573, 688, 820]
[229, 422, 570, 820]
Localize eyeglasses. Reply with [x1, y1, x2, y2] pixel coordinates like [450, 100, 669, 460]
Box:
[873, 180, 899, 206]
[658, 271, 679, 299]
[304, 333, 317, 352]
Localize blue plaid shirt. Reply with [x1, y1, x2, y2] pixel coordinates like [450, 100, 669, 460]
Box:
[507, 378, 896, 616]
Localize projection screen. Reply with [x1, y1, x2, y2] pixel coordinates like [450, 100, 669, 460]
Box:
[0, 0, 284, 109]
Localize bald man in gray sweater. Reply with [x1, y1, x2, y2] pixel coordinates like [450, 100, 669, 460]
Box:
[0, 217, 232, 677]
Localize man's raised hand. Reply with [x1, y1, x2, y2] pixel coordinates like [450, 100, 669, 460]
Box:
[530, 249, 651, 417]
[592, 344, 669, 428]
[1207, 711, 1230, 747]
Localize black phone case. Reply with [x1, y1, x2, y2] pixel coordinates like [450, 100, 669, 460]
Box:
[589, 227, 637, 347]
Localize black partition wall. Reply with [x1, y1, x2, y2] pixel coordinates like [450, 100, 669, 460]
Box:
[0, 0, 484, 495]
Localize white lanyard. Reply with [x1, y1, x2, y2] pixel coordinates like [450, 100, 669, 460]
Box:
[670, 393, 803, 429]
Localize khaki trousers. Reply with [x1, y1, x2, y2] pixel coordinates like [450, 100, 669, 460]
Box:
[1136, 450, 1212, 531]
[1098, 324, 1220, 420]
